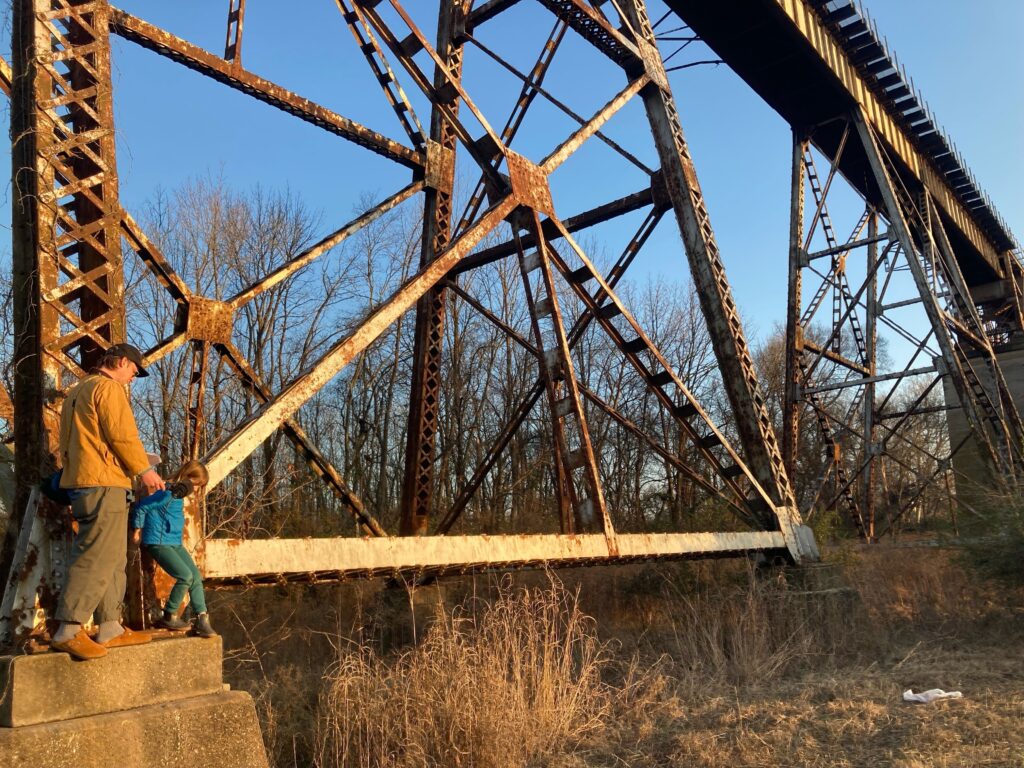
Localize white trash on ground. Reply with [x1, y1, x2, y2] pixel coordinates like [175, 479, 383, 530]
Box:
[902, 688, 963, 704]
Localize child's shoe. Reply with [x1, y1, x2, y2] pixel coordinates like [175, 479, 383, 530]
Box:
[156, 611, 189, 631]
[192, 612, 218, 638]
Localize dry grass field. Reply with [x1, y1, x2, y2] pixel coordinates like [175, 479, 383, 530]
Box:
[212, 540, 1024, 768]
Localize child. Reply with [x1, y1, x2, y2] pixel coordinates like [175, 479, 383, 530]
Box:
[130, 457, 217, 637]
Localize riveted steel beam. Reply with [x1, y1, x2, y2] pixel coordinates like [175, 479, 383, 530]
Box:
[3, 0, 127, 642]
[618, 0, 808, 561]
[202, 530, 791, 583]
[400, 1, 466, 536]
[109, 7, 423, 170]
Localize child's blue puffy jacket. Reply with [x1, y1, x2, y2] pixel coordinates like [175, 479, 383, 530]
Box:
[129, 490, 184, 546]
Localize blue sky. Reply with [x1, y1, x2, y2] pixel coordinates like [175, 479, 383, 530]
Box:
[2, 1, 1021, 348]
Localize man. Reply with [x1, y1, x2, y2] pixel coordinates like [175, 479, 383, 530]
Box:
[50, 343, 165, 660]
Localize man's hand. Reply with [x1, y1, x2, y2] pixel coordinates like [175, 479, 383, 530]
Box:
[139, 468, 165, 495]
[132, 529, 142, 544]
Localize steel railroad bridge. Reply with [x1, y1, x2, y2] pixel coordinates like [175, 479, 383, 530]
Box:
[1, 0, 1021, 644]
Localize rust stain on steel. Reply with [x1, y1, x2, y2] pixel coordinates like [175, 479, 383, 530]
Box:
[108, 8, 424, 170]
[635, 37, 668, 90]
[120, 211, 194, 302]
[337, 0, 426, 151]
[0, 382, 13, 424]
[423, 140, 456, 192]
[223, 0, 245, 64]
[201, 195, 517, 490]
[398, 0, 463, 536]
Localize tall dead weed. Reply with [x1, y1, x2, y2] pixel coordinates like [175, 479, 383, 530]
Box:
[313, 580, 631, 768]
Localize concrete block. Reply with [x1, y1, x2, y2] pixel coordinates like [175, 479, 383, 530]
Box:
[943, 343, 1024, 509]
[0, 637, 223, 727]
[0, 690, 268, 768]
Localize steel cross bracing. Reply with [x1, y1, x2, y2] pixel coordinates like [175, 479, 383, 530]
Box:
[0, 0, 824, 645]
[0, 0, 1014, 643]
[783, 111, 1024, 540]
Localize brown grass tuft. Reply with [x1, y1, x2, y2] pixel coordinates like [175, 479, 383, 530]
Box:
[215, 544, 1024, 767]
[313, 580, 618, 768]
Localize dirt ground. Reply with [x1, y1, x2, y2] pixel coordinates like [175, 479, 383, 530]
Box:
[617, 640, 1024, 767]
[217, 542, 1024, 768]
[566, 545, 1024, 768]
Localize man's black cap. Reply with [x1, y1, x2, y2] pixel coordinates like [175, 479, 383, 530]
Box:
[107, 343, 150, 378]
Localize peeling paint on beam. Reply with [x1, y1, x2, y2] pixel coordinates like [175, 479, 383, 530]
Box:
[108, 8, 423, 170]
[202, 530, 789, 581]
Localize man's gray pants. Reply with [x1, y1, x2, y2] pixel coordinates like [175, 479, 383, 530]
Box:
[55, 487, 129, 624]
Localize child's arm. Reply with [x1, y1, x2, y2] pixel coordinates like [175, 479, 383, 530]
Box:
[129, 489, 170, 540]
[128, 502, 146, 533]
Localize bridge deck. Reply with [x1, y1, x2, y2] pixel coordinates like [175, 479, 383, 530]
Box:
[666, 0, 1017, 284]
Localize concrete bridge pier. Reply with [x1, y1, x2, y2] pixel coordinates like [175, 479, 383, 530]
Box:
[0, 637, 268, 767]
[943, 338, 1024, 510]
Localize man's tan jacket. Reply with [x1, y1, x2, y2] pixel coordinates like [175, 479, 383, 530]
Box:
[58, 373, 151, 489]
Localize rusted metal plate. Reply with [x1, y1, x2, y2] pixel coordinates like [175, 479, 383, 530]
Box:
[636, 38, 668, 91]
[423, 139, 456, 192]
[186, 297, 234, 345]
[506, 150, 554, 217]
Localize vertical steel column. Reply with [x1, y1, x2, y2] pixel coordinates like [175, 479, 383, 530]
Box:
[224, 0, 246, 64]
[399, 1, 464, 535]
[783, 132, 806, 481]
[3, 0, 125, 640]
[853, 111, 1012, 483]
[862, 211, 878, 541]
[620, 0, 804, 557]
[10, 1, 125, 502]
[7, 1, 60, 568]
[185, 341, 212, 461]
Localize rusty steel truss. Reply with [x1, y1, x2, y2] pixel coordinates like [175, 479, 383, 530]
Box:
[784, 117, 1024, 540]
[0, 0, 1020, 645]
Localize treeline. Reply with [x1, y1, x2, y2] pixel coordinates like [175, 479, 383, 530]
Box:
[102, 179, 948, 539]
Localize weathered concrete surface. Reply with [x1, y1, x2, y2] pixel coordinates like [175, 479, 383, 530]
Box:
[0, 637, 222, 727]
[943, 342, 1024, 509]
[0, 690, 268, 768]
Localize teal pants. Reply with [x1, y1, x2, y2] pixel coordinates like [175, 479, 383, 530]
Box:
[146, 544, 207, 614]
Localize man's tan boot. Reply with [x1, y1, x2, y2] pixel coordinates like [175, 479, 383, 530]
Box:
[51, 628, 108, 660]
[102, 626, 152, 648]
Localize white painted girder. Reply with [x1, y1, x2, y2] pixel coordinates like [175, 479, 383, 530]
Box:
[202, 530, 791, 582]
